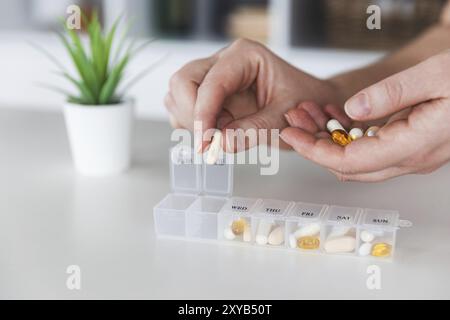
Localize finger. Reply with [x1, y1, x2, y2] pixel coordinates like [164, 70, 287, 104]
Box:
[284, 108, 319, 133]
[323, 104, 352, 129]
[297, 101, 329, 130]
[344, 55, 447, 121]
[329, 167, 411, 183]
[169, 57, 215, 129]
[280, 122, 416, 175]
[222, 109, 284, 152]
[386, 107, 412, 125]
[194, 54, 259, 147]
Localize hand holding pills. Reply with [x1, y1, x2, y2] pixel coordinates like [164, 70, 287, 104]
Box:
[281, 52, 450, 182]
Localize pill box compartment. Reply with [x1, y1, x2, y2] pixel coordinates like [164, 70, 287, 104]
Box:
[357, 208, 399, 259]
[285, 202, 327, 251]
[322, 206, 362, 255]
[186, 196, 227, 240]
[154, 193, 198, 237]
[251, 199, 294, 247]
[218, 197, 260, 244]
[154, 145, 201, 238]
[184, 153, 233, 240]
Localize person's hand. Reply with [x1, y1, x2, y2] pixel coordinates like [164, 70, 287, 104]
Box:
[280, 51, 450, 182]
[165, 39, 345, 151]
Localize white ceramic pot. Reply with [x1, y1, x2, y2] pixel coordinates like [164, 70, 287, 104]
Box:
[63, 99, 134, 176]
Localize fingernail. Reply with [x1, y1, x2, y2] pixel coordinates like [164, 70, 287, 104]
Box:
[284, 113, 293, 126]
[345, 92, 371, 119]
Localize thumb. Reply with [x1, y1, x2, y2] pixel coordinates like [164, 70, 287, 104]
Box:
[344, 57, 442, 121]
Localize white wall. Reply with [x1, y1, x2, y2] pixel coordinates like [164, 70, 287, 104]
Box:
[0, 31, 384, 120]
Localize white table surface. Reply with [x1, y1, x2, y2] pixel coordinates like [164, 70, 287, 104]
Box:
[1, 108, 449, 300]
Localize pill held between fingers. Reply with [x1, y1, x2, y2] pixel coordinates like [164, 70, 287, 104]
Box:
[324, 236, 356, 253]
[206, 130, 223, 165]
[294, 223, 321, 238]
[360, 230, 375, 243]
[268, 226, 285, 246]
[358, 242, 373, 256]
[224, 226, 236, 240]
[349, 128, 364, 141]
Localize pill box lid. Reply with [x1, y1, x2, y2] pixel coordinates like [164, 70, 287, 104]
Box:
[325, 205, 361, 225]
[286, 202, 327, 222]
[361, 208, 400, 229]
[219, 197, 260, 216]
[202, 152, 233, 197]
[253, 199, 294, 218]
[170, 145, 202, 194]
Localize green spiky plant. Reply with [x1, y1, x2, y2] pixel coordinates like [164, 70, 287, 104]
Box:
[33, 11, 159, 106]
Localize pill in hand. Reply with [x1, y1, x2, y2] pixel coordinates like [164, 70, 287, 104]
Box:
[365, 126, 380, 137]
[349, 128, 364, 141]
[206, 130, 223, 165]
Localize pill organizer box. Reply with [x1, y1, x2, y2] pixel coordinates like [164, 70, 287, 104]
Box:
[153, 145, 412, 259]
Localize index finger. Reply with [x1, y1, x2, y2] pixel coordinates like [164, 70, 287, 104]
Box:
[194, 55, 259, 149]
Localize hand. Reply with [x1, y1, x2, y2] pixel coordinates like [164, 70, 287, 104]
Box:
[165, 39, 343, 151]
[280, 51, 450, 182]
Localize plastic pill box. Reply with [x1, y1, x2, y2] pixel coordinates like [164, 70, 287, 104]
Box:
[153, 145, 411, 259]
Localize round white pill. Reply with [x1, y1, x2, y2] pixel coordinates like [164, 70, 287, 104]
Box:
[349, 128, 364, 140]
[360, 230, 375, 243]
[358, 242, 373, 256]
[223, 227, 236, 240]
[256, 235, 268, 245]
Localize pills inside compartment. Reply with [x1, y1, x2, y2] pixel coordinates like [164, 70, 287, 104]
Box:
[218, 197, 260, 243]
[322, 206, 361, 254]
[251, 199, 293, 247]
[357, 228, 394, 258]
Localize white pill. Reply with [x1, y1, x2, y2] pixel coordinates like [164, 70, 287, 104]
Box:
[327, 226, 351, 238]
[294, 223, 321, 238]
[223, 227, 236, 240]
[268, 226, 285, 246]
[349, 128, 364, 140]
[324, 236, 356, 253]
[358, 242, 373, 256]
[365, 126, 380, 137]
[243, 223, 252, 242]
[206, 130, 222, 165]
[360, 230, 375, 243]
[256, 220, 273, 245]
[289, 234, 297, 248]
[327, 119, 346, 133]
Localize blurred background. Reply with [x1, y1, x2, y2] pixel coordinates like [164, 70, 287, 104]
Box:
[0, 0, 445, 119]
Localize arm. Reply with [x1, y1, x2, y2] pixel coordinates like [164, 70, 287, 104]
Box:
[329, 24, 450, 105]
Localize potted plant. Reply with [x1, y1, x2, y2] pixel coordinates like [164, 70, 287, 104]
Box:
[35, 11, 157, 176]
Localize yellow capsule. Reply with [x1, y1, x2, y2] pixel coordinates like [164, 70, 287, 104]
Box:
[371, 243, 392, 257]
[297, 236, 320, 250]
[365, 126, 380, 137]
[231, 218, 246, 236]
[327, 119, 352, 146]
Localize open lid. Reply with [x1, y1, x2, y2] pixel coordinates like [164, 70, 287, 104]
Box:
[170, 145, 202, 194]
[202, 152, 233, 197]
